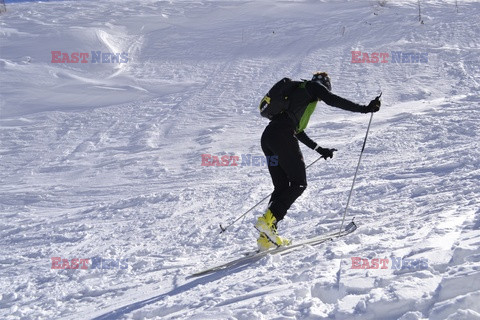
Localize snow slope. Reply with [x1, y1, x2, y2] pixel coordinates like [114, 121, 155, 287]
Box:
[1, 0, 479, 319]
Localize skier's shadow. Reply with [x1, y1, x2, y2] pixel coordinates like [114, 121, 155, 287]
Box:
[91, 261, 255, 320]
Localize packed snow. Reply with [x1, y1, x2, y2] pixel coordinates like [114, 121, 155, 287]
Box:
[1, 0, 479, 319]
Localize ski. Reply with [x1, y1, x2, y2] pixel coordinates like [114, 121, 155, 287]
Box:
[189, 220, 357, 278]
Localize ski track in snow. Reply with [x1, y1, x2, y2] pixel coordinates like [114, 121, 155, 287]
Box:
[1, 0, 480, 319]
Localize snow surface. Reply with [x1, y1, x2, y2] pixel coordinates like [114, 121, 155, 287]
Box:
[1, 0, 480, 319]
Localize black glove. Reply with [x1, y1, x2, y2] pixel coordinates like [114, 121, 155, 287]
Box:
[362, 92, 382, 113]
[315, 146, 337, 160]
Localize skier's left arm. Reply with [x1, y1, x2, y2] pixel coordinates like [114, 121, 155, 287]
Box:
[305, 81, 381, 113]
[295, 131, 337, 160]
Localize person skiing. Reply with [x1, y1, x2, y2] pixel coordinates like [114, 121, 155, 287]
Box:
[255, 72, 381, 251]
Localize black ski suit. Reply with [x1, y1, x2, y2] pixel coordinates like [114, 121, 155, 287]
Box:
[261, 80, 367, 222]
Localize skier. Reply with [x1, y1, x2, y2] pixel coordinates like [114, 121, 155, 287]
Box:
[255, 72, 381, 250]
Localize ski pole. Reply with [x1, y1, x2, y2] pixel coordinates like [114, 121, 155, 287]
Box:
[219, 155, 325, 234]
[338, 92, 381, 234]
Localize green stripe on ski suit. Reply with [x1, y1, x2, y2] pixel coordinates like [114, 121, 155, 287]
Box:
[296, 100, 318, 133]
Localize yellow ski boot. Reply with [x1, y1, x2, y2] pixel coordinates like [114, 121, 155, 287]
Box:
[255, 209, 291, 247]
[257, 232, 276, 251]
